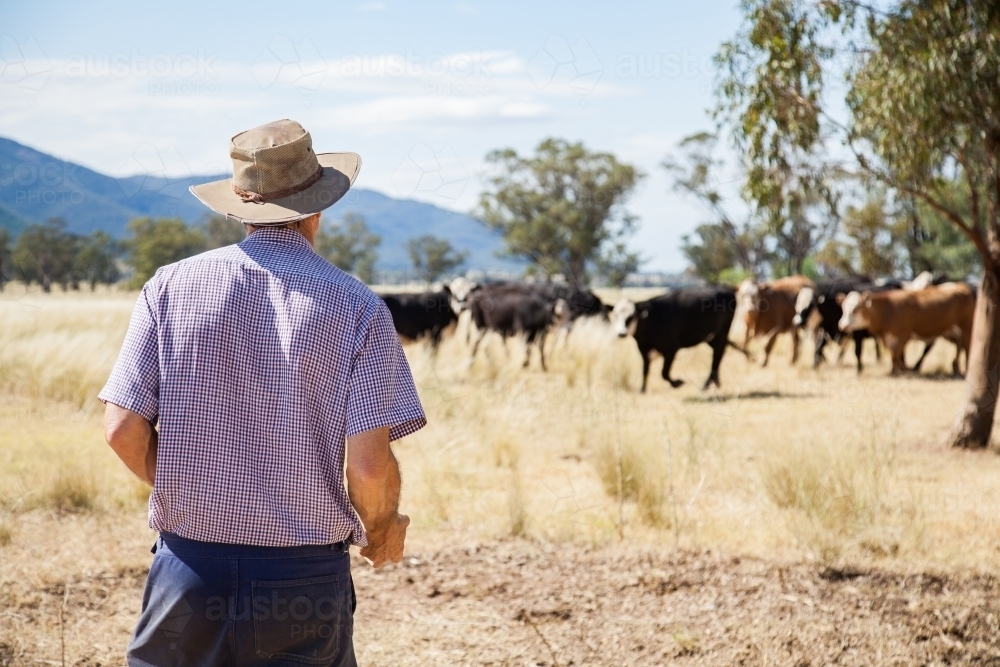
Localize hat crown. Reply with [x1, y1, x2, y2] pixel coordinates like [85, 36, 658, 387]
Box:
[229, 119, 321, 197]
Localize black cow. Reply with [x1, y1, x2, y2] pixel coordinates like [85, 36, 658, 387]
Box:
[379, 289, 458, 351]
[610, 286, 740, 392]
[462, 281, 606, 321]
[533, 283, 607, 321]
[468, 287, 569, 370]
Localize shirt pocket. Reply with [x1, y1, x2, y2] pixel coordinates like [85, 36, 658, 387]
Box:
[252, 574, 350, 664]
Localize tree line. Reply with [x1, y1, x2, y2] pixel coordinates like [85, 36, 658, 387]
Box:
[667, 132, 981, 284]
[0, 214, 470, 291]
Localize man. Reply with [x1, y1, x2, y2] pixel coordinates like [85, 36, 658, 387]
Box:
[99, 119, 425, 666]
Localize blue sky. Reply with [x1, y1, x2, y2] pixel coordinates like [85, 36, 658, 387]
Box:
[0, 0, 744, 271]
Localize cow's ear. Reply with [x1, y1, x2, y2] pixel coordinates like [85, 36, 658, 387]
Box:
[865, 296, 872, 308]
[442, 284, 452, 295]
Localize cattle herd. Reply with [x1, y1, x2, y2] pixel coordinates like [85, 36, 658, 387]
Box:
[377, 270, 977, 393]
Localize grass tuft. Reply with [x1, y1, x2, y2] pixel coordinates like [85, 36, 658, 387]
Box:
[43, 468, 99, 514]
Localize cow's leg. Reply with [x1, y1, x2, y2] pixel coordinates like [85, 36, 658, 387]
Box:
[640, 352, 651, 393]
[813, 330, 827, 368]
[429, 327, 443, 357]
[537, 331, 548, 372]
[886, 334, 906, 375]
[853, 331, 865, 373]
[704, 340, 727, 389]
[660, 348, 683, 388]
[834, 336, 848, 365]
[762, 331, 779, 367]
[469, 328, 489, 365]
[911, 339, 935, 373]
[791, 327, 801, 365]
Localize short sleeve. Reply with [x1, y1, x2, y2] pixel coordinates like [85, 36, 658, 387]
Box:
[345, 299, 426, 441]
[98, 284, 160, 423]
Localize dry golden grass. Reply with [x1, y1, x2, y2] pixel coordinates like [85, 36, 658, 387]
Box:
[3, 282, 1000, 664]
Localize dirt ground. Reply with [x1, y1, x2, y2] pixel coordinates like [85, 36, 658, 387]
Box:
[3, 529, 1000, 666]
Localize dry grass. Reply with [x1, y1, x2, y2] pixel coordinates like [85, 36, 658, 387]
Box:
[3, 282, 1000, 663]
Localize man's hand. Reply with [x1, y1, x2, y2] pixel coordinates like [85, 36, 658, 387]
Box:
[359, 513, 409, 568]
[346, 426, 407, 568]
[103, 403, 158, 485]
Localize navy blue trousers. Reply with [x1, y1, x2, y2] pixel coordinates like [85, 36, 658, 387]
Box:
[127, 533, 357, 667]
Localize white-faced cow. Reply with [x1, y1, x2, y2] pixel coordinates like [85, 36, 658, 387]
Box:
[739, 275, 815, 366]
[838, 282, 975, 376]
[611, 285, 739, 392]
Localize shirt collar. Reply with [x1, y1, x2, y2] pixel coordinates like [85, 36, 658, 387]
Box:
[241, 226, 314, 252]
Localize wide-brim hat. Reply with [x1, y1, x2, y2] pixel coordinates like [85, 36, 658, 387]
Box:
[189, 119, 361, 224]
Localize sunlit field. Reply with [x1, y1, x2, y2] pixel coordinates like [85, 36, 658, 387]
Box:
[2, 284, 1000, 664]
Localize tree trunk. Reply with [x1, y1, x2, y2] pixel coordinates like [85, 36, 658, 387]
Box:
[949, 259, 1000, 449]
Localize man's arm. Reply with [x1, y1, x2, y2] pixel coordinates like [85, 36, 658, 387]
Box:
[346, 426, 409, 568]
[103, 403, 158, 486]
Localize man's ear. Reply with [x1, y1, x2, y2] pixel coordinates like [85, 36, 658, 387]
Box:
[835, 293, 846, 305]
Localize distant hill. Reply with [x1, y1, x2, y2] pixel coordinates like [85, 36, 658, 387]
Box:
[0, 136, 520, 271]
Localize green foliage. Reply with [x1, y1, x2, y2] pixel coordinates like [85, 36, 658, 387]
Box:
[681, 223, 740, 284]
[715, 0, 839, 275]
[476, 138, 643, 286]
[74, 231, 121, 290]
[314, 212, 381, 284]
[12, 219, 80, 292]
[203, 215, 246, 249]
[664, 132, 771, 279]
[902, 196, 980, 279]
[407, 234, 468, 285]
[846, 0, 1000, 260]
[124, 217, 207, 288]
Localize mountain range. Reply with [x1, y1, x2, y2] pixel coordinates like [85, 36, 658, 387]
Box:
[0, 136, 519, 272]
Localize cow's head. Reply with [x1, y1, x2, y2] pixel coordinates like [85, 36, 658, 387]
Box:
[838, 290, 871, 332]
[552, 298, 571, 330]
[445, 277, 478, 315]
[610, 298, 645, 338]
[737, 278, 760, 313]
[791, 286, 815, 328]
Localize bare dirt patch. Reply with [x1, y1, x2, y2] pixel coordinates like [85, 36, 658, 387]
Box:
[354, 541, 1000, 666]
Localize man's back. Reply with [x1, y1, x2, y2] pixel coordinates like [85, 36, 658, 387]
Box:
[100, 227, 425, 547]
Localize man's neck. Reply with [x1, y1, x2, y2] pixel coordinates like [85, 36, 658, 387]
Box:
[245, 224, 316, 248]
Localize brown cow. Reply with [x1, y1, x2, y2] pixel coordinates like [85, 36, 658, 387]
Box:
[838, 282, 975, 376]
[738, 275, 816, 366]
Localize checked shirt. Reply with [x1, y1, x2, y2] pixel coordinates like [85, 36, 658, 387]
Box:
[99, 227, 425, 547]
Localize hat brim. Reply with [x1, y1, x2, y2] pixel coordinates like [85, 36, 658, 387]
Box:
[189, 152, 361, 224]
